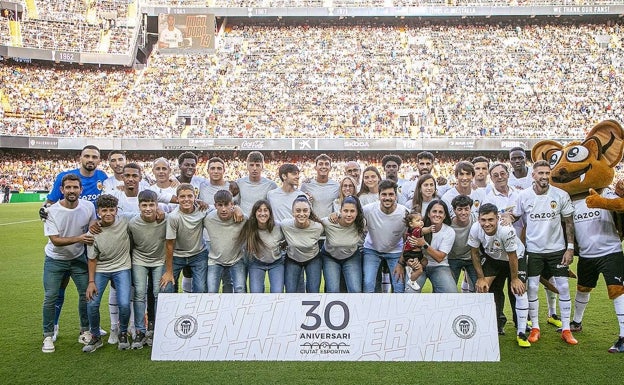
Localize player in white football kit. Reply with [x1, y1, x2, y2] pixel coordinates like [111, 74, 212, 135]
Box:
[469, 203, 530, 348]
[572, 188, 624, 352]
[158, 15, 184, 49]
[512, 160, 578, 345]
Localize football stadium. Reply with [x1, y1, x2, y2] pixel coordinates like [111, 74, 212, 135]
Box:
[1, 1, 624, 383]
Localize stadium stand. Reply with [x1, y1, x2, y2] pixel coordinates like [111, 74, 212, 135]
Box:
[1, 17, 623, 139]
[0, 149, 495, 192]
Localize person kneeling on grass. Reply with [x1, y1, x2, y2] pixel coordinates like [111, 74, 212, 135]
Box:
[468, 203, 530, 348]
[83, 194, 133, 352]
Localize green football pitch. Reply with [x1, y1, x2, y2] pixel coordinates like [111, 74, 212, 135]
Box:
[0, 203, 621, 384]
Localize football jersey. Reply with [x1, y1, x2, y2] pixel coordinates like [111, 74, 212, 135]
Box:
[468, 223, 524, 262]
[572, 189, 622, 258]
[513, 185, 573, 253]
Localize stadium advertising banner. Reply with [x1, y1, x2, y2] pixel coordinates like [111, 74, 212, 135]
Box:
[158, 13, 215, 52]
[151, 293, 499, 362]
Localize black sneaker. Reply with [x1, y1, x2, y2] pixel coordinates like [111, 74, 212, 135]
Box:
[118, 333, 130, 350]
[131, 331, 146, 349]
[570, 321, 583, 332]
[608, 336, 624, 353]
[82, 336, 103, 353]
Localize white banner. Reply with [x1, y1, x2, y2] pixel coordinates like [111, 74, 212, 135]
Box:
[151, 293, 499, 361]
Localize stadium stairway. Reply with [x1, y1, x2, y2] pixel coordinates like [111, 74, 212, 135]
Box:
[8, 19, 23, 47]
[24, 0, 38, 19]
[0, 90, 12, 113]
[98, 29, 112, 53]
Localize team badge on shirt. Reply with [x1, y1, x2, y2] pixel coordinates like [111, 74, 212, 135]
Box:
[550, 200, 557, 210]
[97, 181, 104, 191]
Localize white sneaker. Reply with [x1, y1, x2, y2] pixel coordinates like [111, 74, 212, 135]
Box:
[145, 330, 154, 347]
[42, 336, 55, 353]
[99, 327, 108, 336]
[78, 331, 92, 345]
[108, 327, 119, 344]
[52, 325, 59, 342]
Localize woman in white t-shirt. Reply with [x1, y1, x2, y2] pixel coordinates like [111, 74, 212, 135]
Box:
[407, 199, 457, 293]
[236, 200, 285, 293]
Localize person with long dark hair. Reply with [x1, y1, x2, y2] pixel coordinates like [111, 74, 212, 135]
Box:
[410, 173, 438, 214]
[321, 195, 366, 293]
[236, 200, 285, 293]
[358, 166, 381, 206]
[281, 195, 324, 293]
[397, 199, 457, 293]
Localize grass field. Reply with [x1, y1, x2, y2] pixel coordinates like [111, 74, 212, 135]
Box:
[0, 202, 621, 384]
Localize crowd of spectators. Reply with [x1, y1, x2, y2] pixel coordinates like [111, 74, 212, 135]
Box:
[3, 148, 624, 195]
[0, 0, 137, 54]
[143, 1, 622, 7]
[2, 17, 623, 139]
[0, 149, 504, 192]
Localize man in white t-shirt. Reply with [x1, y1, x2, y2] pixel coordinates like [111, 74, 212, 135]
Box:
[41, 174, 96, 353]
[301, 154, 340, 219]
[237, 151, 277, 216]
[267, 163, 303, 223]
[362, 179, 409, 293]
[512, 160, 578, 345]
[441, 161, 485, 219]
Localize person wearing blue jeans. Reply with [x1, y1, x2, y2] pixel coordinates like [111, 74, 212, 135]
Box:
[203, 189, 248, 293]
[247, 256, 285, 293]
[321, 195, 366, 293]
[447, 195, 478, 292]
[41, 173, 96, 353]
[237, 199, 285, 293]
[363, 180, 409, 293]
[281, 195, 324, 293]
[84, 194, 133, 352]
[128, 190, 170, 349]
[160, 183, 210, 294]
[397, 199, 457, 293]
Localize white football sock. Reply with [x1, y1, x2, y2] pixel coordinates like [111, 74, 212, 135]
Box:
[573, 291, 590, 324]
[515, 293, 529, 335]
[527, 276, 540, 329]
[546, 276, 558, 315]
[554, 276, 571, 330]
[614, 295, 624, 337]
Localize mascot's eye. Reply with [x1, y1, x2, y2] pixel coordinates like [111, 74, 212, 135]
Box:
[565, 146, 589, 162]
[549, 151, 562, 167]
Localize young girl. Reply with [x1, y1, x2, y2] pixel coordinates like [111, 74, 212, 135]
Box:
[403, 211, 428, 291]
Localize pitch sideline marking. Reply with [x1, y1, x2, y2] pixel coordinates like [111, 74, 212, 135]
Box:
[0, 219, 40, 226]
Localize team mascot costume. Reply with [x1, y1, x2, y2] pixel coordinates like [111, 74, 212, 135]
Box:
[532, 119, 624, 352]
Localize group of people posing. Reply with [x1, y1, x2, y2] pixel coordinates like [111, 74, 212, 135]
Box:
[40, 145, 624, 355]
